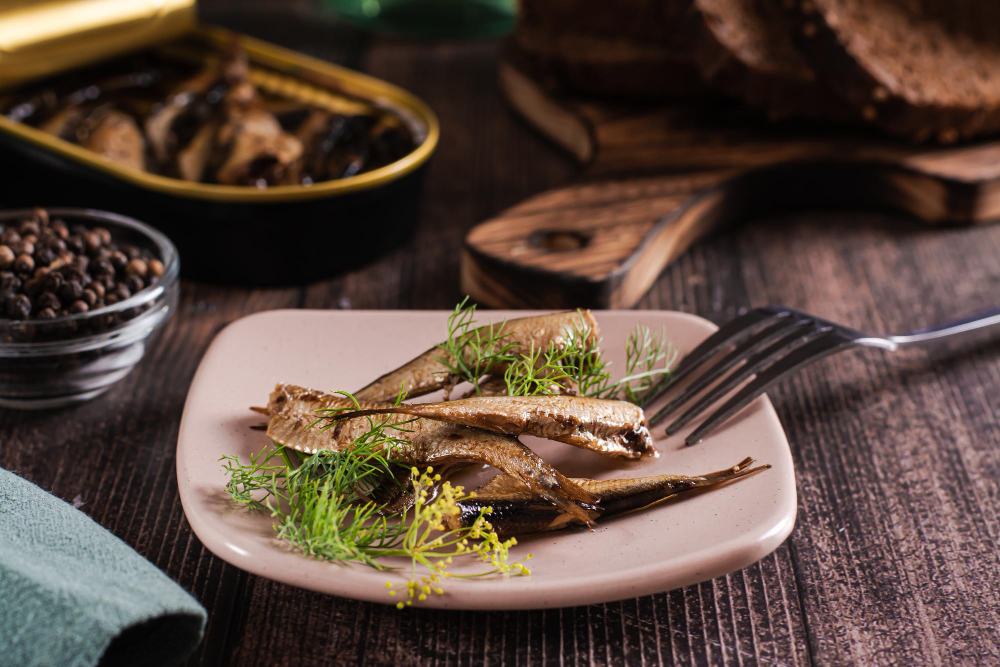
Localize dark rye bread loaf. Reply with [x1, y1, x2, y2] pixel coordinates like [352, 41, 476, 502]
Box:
[691, 0, 856, 122]
[510, 25, 706, 99]
[782, 0, 1000, 142]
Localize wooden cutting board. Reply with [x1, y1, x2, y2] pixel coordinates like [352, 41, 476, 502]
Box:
[461, 63, 1000, 309]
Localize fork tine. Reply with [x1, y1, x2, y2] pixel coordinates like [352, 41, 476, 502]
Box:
[640, 306, 789, 410]
[664, 322, 827, 435]
[685, 331, 852, 445]
[648, 315, 812, 425]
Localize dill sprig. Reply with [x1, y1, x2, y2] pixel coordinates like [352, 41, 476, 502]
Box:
[435, 296, 516, 396]
[502, 341, 575, 396]
[499, 312, 678, 404]
[221, 390, 530, 606]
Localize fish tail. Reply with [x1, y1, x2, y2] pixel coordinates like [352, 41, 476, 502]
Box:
[695, 458, 770, 485]
[584, 458, 770, 518]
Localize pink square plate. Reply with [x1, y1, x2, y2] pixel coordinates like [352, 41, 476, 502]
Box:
[176, 309, 796, 610]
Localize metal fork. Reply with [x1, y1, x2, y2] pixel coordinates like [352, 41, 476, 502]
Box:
[643, 305, 1000, 446]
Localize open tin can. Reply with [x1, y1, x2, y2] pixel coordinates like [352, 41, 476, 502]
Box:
[0, 0, 439, 284]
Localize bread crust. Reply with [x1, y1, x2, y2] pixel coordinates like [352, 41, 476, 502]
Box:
[781, 0, 1000, 142]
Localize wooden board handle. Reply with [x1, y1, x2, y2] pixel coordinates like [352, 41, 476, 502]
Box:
[462, 171, 732, 309]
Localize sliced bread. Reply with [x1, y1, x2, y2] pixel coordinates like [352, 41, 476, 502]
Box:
[781, 0, 1000, 142]
[691, 0, 856, 122]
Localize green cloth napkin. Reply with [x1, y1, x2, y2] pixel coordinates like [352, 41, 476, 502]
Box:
[0, 468, 206, 667]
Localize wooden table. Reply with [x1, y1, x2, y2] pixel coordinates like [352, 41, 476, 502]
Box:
[3, 3, 999, 665]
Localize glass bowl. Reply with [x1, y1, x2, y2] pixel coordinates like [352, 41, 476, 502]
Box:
[0, 208, 179, 409]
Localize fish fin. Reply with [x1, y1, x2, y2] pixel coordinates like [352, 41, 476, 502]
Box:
[250, 405, 269, 415]
[266, 412, 331, 455]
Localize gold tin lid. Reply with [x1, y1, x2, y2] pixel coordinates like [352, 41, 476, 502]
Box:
[0, 0, 197, 89]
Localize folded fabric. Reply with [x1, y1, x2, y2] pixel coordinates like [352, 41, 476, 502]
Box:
[0, 468, 206, 667]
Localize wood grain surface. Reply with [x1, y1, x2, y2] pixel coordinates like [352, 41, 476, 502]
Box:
[1, 2, 998, 665]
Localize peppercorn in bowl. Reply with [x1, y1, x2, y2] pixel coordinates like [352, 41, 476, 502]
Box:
[0, 208, 178, 408]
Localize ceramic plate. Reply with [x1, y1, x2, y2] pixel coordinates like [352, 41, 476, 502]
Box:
[176, 310, 796, 609]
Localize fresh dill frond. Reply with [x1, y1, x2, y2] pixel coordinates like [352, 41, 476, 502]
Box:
[614, 324, 679, 404]
[502, 341, 575, 397]
[501, 312, 677, 405]
[435, 296, 516, 396]
[564, 312, 615, 398]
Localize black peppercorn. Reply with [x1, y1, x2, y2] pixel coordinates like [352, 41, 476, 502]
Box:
[105, 294, 119, 306]
[81, 288, 97, 307]
[83, 231, 102, 253]
[8, 293, 31, 319]
[126, 274, 145, 294]
[37, 292, 61, 311]
[59, 279, 82, 302]
[88, 281, 105, 299]
[110, 250, 128, 271]
[123, 245, 141, 260]
[49, 238, 67, 254]
[62, 260, 87, 281]
[148, 258, 165, 277]
[35, 246, 56, 267]
[14, 254, 34, 273]
[36, 307, 56, 319]
[0, 245, 13, 269]
[114, 284, 131, 301]
[66, 235, 85, 254]
[1, 229, 20, 244]
[42, 270, 63, 292]
[1, 272, 21, 292]
[69, 300, 89, 314]
[125, 258, 147, 277]
[91, 259, 113, 277]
